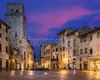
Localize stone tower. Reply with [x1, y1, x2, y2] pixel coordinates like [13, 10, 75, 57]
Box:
[5, 3, 26, 56]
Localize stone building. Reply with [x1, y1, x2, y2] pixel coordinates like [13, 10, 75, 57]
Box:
[5, 3, 34, 70]
[80, 27, 100, 71]
[58, 29, 73, 69]
[40, 44, 46, 68]
[76, 27, 92, 70]
[51, 44, 58, 69]
[65, 27, 92, 70]
[40, 44, 54, 69]
[0, 20, 10, 70]
[88, 27, 100, 71]
[66, 30, 79, 69]
[26, 40, 34, 70]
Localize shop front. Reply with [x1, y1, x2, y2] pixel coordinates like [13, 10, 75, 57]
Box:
[89, 58, 100, 71]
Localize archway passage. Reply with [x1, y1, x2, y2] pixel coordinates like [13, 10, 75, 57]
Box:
[10, 59, 17, 70]
[0, 58, 2, 70]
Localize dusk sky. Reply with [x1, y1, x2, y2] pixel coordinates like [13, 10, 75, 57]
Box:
[0, 0, 100, 59]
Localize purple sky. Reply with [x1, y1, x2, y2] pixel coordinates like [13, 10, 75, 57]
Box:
[0, 0, 100, 58]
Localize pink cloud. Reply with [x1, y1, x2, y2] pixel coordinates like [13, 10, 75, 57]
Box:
[95, 0, 100, 2]
[27, 6, 100, 35]
[94, 15, 100, 20]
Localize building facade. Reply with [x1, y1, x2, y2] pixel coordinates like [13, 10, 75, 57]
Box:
[58, 29, 73, 69]
[40, 44, 46, 68]
[58, 26, 92, 70]
[5, 3, 34, 70]
[77, 27, 92, 70]
[26, 40, 34, 70]
[51, 44, 58, 69]
[87, 27, 100, 71]
[9, 48, 23, 70]
[0, 20, 10, 70]
[66, 30, 79, 69]
[40, 44, 56, 69]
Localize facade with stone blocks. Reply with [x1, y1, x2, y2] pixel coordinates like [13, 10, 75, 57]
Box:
[0, 20, 10, 70]
[5, 3, 34, 70]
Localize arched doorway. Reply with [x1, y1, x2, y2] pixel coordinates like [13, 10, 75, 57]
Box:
[10, 59, 17, 70]
[0, 58, 2, 70]
[84, 61, 88, 70]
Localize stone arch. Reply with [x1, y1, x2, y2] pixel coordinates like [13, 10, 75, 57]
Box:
[10, 59, 17, 70]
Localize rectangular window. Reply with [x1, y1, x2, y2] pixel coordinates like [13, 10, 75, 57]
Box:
[60, 47, 62, 51]
[15, 33, 17, 37]
[6, 37, 8, 41]
[63, 54, 65, 58]
[80, 37, 83, 42]
[73, 39, 76, 46]
[68, 41, 70, 46]
[6, 46, 8, 53]
[90, 49, 93, 54]
[6, 28, 8, 33]
[0, 44, 2, 52]
[97, 32, 100, 38]
[53, 49, 54, 52]
[0, 33, 2, 38]
[0, 23, 1, 28]
[68, 50, 70, 55]
[84, 37, 87, 42]
[61, 54, 62, 59]
[80, 49, 83, 54]
[80, 58, 81, 61]
[85, 48, 88, 53]
[90, 35, 92, 41]
[73, 50, 76, 56]
[46, 50, 50, 53]
[63, 47, 65, 51]
[56, 48, 58, 52]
